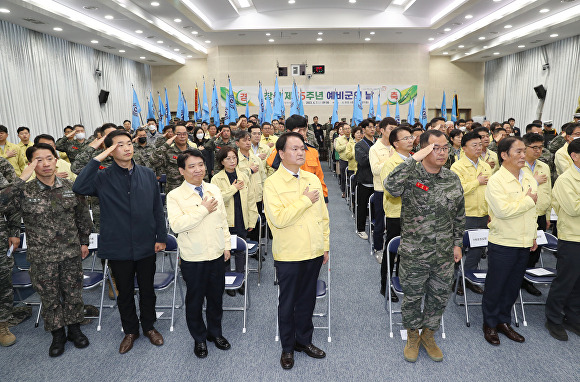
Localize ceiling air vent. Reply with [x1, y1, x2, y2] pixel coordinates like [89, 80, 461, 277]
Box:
[83, 6, 99, 10]
[147, 59, 157, 62]
[23, 18, 45, 24]
[103, 45, 116, 49]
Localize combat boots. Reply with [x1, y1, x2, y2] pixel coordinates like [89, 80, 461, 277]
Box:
[0, 321, 16, 347]
[67, 323, 89, 348]
[420, 328, 443, 362]
[49, 327, 67, 357]
[403, 329, 420, 362]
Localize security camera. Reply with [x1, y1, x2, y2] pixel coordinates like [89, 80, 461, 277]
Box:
[307, 74, 312, 79]
[95, 69, 102, 77]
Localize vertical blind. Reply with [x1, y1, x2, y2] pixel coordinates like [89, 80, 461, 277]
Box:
[485, 35, 580, 132]
[0, 20, 152, 140]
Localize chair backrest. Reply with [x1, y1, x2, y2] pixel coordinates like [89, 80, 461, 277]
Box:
[544, 232, 558, 251]
[234, 236, 248, 252]
[386, 236, 400, 255]
[166, 234, 178, 252]
[463, 229, 489, 251]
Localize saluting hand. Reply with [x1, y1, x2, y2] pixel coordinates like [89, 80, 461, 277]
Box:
[94, 143, 118, 162]
[201, 196, 218, 213]
[165, 135, 177, 145]
[412, 143, 434, 162]
[65, 130, 77, 139]
[526, 187, 538, 204]
[303, 186, 319, 204]
[89, 136, 106, 150]
[477, 173, 489, 185]
[19, 159, 38, 181]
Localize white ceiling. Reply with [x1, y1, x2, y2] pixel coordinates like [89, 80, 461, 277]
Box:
[0, 0, 578, 65]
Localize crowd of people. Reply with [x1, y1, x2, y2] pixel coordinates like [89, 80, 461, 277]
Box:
[0, 109, 579, 369]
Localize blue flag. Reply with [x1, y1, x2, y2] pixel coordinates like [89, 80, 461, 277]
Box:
[272, 76, 281, 120]
[395, 101, 400, 124]
[441, 91, 447, 121]
[202, 82, 210, 123]
[224, 90, 230, 124]
[184, 94, 189, 121]
[407, 98, 415, 123]
[147, 91, 155, 120]
[279, 91, 286, 119]
[290, 82, 299, 116]
[451, 94, 457, 122]
[131, 88, 141, 130]
[176, 86, 184, 120]
[386, 102, 390, 118]
[265, 92, 273, 125]
[258, 82, 265, 123]
[164, 88, 170, 125]
[352, 85, 363, 126]
[297, 88, 304, 117]
[420, 95, 427, 127]
[331, 91, 339, 126]
[157, 92, 165, 132]
[368, 92, 375, 119]
[376, 93, 382, 121]
[226, 78, 237, 123]
[197, 95, 201, 122]
[211, 81, 219, 125]
[245, 99, 250, 120]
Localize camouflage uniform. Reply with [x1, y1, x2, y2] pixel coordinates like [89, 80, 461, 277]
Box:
[385, 157, 465, 330]
[55, 137, 88, 163]
[548, 135, 566, 154]
[4, 178, 92, 331]
[133, 143, 156, 170]
[0, 159, 20, 323]
[547, 135, 566, 184]
[488, 140, 498, 153]
[151, 142, 197, 194]
[307, 128, 319, 150]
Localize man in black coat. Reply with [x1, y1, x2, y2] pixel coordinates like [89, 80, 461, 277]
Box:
[73, 130, 167, 354]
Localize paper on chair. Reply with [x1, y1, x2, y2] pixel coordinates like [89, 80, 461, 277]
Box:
[550, 208, 558, 221]
[536, 230, 548, 245]
[6, 244, 13, 258]
[230, 235, 237, 250]
[473, 273, 487, 279]
[156, 312, 164, 318]
[468, 229, 489, 248]
[83, 275, 89, 279]
[526, 268, 554, 277]
[247, 243, 256, 250]
[225, 276, 236, 284]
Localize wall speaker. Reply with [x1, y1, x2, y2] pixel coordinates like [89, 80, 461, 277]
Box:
[534, 85, 546, 100]
[99, 90, 110, 104]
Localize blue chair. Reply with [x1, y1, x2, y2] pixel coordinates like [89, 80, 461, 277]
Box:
[385, 236, 446, 339]
[366, 193, 375, 247]
[224, 236, 249, 333]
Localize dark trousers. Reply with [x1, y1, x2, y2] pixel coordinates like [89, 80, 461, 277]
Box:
[275, 256, 324, 352]
[482, 243, 529, 327]
[356, 183, 373, 232]
[381, 217, 401, 290]
[180, 255, 225, 342]
[545, 240, 580, 325]
[372, 191, 385, 251]
[339, 160, 348, 192]
[109, 255, 157, 334]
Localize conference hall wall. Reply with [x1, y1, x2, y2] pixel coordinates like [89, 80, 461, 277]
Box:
[151, 44, 484, 123]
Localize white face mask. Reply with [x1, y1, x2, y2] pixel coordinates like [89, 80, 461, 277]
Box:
[75, 133, 85, 140]
[196, 133, 205, 140]
[459, 126, 466, 132]
[148, 125, 156, 132]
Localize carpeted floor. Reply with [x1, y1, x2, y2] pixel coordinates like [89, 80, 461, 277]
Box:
[2, 166, 579, 382]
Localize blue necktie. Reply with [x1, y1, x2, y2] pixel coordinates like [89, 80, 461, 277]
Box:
[195, 186, 203, 199]
[293, 174, 298, 179]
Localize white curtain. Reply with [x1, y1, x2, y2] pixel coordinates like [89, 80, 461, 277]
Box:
[484, 35, 580, 132]
[0, 20, 152, 140]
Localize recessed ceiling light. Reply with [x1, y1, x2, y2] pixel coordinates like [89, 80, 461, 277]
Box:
[269, 39, 275, 42]
[465, 15, 473, 19]
[157, 40, 163, 43]
[105, 15, 114, 20]
[539, 9, 549, 13]
[135, 30, 143, 34]
[53, 27, 63, 31]
[192, 31, 198, 35]
[428, 37, 434, 41]
[0, 8, 10, 13]
[91, 40, 98, 44]
[349, 0, 356, 3]
[518, 45, 525, 48]
[550, 34, 558, 38]
[493, 52, 500, 55]
[444, 28, 451, 32]
[370, 31, 375, 35]
[187, 55, 193, 58]
[317, 38, 323, 41]
[318, 32, 323, 35]
[465, 52, 470, 55]
[458, 45, 464, 48]
[174, 48, 180, 51]
[119, 50, 125, 53]
[140, 56, 146, 59]
[151, 2, 160, 6]
[483, 45, 488, 48]
[266, 33, 271, 36]
[442, 52, 448, 55]
[478, 36, 485, 40]
[174, 18, 181, 23]
[205, 40, 211, 43]
[504, 24, 512, 29]
[364, 37, 370, 41]
[288, 0, 295, 4]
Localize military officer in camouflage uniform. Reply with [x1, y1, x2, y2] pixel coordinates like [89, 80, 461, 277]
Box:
[5, 144, 93, 357]
[0, 158, 20, 347]
[151, 123, 197, 194]
[385, 129, 465, 363]
[132, 128, 156, 170]
[55, 124, 89, 164]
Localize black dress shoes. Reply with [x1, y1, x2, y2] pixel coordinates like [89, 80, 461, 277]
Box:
[496, 323, 525, 343]
[453, 280, 464, 296]
[294, 343, 326, 359]
[390, 288, 399, 303]
[280, 351, 294, 370]
[237, 283, 245, 296]
[466, 282, 484, 294]
[67, 323, 89, 348]
[483, 324, 500, 346]
[207, 336, 231, 350]
[49, 327, 67, 357]
[194, 341, 208, 358]
[226, 289, 236, 297]
[522, 282, 542, 296]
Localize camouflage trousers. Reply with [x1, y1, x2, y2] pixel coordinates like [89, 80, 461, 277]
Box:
[0, 253, 14, 322]
[29, 257, 84, 331]
[399, 249, 454, 330]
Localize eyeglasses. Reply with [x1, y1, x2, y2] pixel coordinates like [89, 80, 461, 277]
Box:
[395, 136, 414, 142]
[526, 145, 544, 151]
[432, 145, 450, 153]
